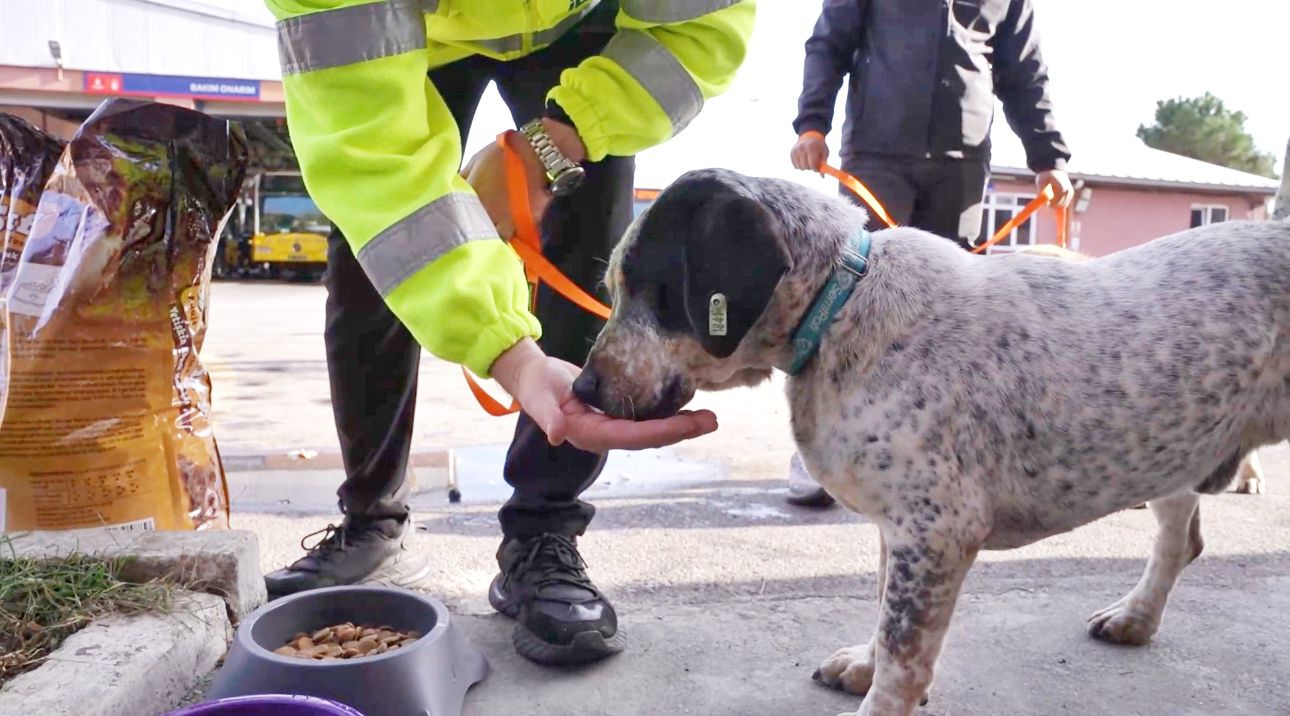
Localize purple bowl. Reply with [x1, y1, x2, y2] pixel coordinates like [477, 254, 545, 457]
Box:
[167, 694, 365, 716]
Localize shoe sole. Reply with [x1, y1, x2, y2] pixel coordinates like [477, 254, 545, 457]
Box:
[491, 587, 625, 666]
[363, 550, 434, 590]
[512, 623, 626, 666]
[786, 489, 838, 508]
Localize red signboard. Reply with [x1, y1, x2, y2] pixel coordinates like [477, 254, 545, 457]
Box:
[84, 72, 124, 95]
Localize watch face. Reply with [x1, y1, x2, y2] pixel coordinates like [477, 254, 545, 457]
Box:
[550, 166, 586, 196]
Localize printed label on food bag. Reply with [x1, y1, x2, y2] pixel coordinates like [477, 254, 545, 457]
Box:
[2, 197, 38, 277]
[7, 191, 108, 318]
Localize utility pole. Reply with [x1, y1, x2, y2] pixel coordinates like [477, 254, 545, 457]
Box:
[1274, 135, 1290, 220]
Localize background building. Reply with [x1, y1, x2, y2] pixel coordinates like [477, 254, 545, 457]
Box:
[2, 0, 1280, 258]
[0, 0, 283, 144]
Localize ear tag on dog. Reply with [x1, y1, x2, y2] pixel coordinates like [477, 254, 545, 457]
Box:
[708, 293, 728, 336]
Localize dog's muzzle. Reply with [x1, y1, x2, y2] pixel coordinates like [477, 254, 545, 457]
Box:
[573, 366, 690, 421]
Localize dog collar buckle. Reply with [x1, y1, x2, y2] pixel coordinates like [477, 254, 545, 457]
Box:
[838, 253, 868, 279]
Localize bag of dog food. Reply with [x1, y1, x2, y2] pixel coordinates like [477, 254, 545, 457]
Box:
[0, 99, 247, 531]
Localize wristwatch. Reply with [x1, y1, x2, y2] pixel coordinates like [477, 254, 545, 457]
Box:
[519, 118, 585, 196]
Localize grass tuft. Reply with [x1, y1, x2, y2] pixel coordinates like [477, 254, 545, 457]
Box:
[0, 536, 179, 684]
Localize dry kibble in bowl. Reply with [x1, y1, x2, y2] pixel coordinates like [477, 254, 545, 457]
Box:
[274, 622, 422, 660]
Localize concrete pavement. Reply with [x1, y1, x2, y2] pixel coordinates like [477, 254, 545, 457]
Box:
[233, 492, 1290, 716]
[203, 281, 1290, 715]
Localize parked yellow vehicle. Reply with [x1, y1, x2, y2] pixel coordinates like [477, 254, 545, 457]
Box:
[215, 171, 329, 281]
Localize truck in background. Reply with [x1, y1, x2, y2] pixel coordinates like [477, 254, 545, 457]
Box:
[215, 171, 329, 282]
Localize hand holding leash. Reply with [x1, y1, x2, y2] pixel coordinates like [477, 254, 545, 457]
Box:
[465, 134, 719, 450]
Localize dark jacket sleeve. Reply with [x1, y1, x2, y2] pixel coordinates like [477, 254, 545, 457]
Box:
[793, 0, 867, 137]
[992, 0, 1071, 172]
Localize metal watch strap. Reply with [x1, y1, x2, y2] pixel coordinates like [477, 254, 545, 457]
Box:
[520, 119, 580, 188]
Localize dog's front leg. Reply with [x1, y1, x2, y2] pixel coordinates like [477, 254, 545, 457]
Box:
[850, 528, 981, 716]
[815, 533, 936, 706]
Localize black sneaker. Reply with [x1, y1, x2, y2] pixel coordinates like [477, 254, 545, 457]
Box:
[488, 534, 624, 665]
[264, 515, 431, 599]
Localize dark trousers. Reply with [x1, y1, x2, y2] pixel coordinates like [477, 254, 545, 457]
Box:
[840, 152, 989, 250]
[325, 6, 632, 541]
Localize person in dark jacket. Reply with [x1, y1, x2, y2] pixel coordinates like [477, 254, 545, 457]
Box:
[785, 0, 1075, 507]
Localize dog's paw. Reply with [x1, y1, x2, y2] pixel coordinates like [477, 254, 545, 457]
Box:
[813, 646, 930, 706]
[1234, 475, 1265, 495]
[813, 644, 876, 695]
[1087, 600, 1159, 646]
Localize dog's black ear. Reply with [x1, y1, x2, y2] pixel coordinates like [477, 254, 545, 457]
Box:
[681, 190, 790, 357]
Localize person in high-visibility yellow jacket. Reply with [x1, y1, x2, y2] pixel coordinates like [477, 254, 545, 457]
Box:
[262, 0, 753, 665]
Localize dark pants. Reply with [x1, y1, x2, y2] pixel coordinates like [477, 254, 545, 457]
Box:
[840, 153, 988, 250]
[325, 5, 632, 541]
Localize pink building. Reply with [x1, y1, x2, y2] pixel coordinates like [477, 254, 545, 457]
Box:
[981, 137, 1279, 257]
[633, 130, 1280, 258]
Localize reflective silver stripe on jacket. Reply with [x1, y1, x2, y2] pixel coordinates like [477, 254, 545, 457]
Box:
[357, 192, 497, 297]
[278, 0, 428, 76]
[601, 30, 702, 135]
[475, 0, 599, 54]
[621, 0, 742, 23]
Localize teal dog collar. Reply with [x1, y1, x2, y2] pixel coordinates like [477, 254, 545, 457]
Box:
[785, 230, 872, 376]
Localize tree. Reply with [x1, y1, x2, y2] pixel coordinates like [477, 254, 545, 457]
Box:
[1137, 93, 1277, 178]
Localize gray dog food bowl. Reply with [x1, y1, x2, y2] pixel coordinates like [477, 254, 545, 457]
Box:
[207, 586, 488, 716]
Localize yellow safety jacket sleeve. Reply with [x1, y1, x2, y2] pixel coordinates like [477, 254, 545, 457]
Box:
[550, 1, 756, 162]
[265, 0, 754, 378]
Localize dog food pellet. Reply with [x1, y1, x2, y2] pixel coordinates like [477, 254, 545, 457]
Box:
[275, 623, 421, 660]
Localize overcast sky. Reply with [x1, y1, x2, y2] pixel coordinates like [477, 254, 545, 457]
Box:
[208, 0, 1287, 179]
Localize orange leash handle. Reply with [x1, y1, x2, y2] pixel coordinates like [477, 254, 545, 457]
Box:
[461, 131, 613, 416]
[971, 183, 1056, 254]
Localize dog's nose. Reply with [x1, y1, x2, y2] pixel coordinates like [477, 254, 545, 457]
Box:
[572, 368, 604, 410]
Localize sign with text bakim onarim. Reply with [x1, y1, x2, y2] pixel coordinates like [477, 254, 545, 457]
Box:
[84, 71, 261, 102]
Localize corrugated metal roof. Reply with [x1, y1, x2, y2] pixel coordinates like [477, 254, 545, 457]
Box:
[126, 0, 273, 28]
[0, 0, 279, 81]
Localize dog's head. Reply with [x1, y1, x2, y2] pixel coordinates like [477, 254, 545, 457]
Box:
[573, 169, 799, 420]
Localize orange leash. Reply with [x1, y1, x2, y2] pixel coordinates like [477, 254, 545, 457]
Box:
[809, 135, 1064, 256]
[801, 130, 899, 230]
[1055, 203, 1069, 249]
[819, 162, 900, 229]
[461, 131, 613, 416]
[819, 161, 1059, 255]
[970, 184, 1056, 254]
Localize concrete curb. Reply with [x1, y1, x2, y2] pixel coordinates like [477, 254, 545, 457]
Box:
[0, 591, 231, 716]
[5, 528, 267, 622]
